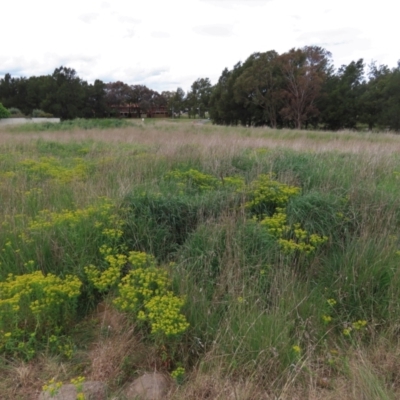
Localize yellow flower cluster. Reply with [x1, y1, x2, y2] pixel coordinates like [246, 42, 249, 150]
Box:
[84, 254, 127, 291]
[171, 366, 185, 383]
[165, 169, 219, 191]
[19, 156, 88, 183]
[58, 343, 74, 359]
[145, 292, 190, 337]
[71, 375, 85, 391]
[292, 345, 301, 355]
[128, 250, 157, 269]
[322, 315, 332, 324]
[42, 378, 63, 397]
[85, 251, 157, 292]
[260, 209, 328, 254]
[342, 320, 368, 337]
[343, 328, 351, 336]
[352, 320, 367, 330]
[221, 176, 246, 190]
[0, 171, 17, 179]
[260, 208, 289, 237]
[327, 298, 337, 307]
[111, 251, 189, 339]
[0, 271, 82, 332]
[27, 199, 118, 232]
[102, 228, 123, 240]
[246, 173, 301, 211]
[165, 168, 245, 193]
[246, 175, 327, 255]
[113, 266, 169, 312]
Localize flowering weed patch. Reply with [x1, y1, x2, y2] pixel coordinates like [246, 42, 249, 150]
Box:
[0, 271, 81, 359]
[19, 156, 89, 183]
[0, 197, 124, 278]
[86, 248, 190, 342]
[166, 168, 245, 191]
[246, 174, 327, 255]
[245, 173, 300, 216]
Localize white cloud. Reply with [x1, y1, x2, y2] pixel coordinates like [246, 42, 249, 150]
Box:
[151, 31, 171, 39]
[78, 13, 99, 24]
[200, 0, 272, 9]
[0, 0, 398, 92]
[193, 24, 234, 37]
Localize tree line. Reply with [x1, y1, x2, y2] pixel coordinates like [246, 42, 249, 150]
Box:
[0, 67, 169, 120]
[1, 46, 399, 130]
[210, 46, 400, 131]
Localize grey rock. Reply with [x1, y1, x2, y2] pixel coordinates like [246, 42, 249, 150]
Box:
[124, 372, 170, 400]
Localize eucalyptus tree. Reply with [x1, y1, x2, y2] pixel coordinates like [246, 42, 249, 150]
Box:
[234, 50, 282, 127]
[278, 46, 332, 129]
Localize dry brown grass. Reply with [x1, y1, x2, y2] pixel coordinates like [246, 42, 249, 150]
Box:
[166, 328, 400, 400]
[87, 303, 147, 387]
[2, 121, 400, 157]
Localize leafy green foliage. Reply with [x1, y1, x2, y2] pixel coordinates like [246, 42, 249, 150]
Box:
[0, 102, 10, 118]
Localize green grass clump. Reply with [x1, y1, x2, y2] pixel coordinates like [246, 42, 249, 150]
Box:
[123, 177, 243, 262]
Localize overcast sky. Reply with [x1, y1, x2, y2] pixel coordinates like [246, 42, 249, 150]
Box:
[1, 0, 398, 93]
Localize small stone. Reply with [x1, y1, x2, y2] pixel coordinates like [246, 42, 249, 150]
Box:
[317, 376, 331, 389]
[125, 372, 170, 400]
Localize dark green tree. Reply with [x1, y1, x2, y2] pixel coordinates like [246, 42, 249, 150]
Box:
[319, 59, 365, 130]
[41, 67, 86, 120]
[169, 87, 186, 117]
[358, 62, 390, 130]
[379, 62, 400, 131]
[186, 78, 212, 118]
[82, 79, 108, 118]
[209, 62, 253, 125]
[234, 51, 283, 127]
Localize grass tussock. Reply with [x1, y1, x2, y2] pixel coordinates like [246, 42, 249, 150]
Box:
[2, 119, 400, 398]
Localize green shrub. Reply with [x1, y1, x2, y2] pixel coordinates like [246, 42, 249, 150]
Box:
[32, 109, 53, 118]
[7, 107, 24, 117]
[0, 103, 10, 118]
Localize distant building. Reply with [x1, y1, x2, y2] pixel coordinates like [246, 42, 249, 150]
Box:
[111, 103, 168, 118]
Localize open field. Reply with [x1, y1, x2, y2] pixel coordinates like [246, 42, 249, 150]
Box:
[1, 120, 400, 399]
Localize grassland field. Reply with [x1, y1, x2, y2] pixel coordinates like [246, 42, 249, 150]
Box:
[1, 119, 400, 399]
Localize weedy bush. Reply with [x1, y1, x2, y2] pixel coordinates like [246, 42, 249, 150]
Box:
[0, 197, 125, 279]
[245, 173, 300, 217]
[86, 248, 190, 344]
[0, 271, 81, 360]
